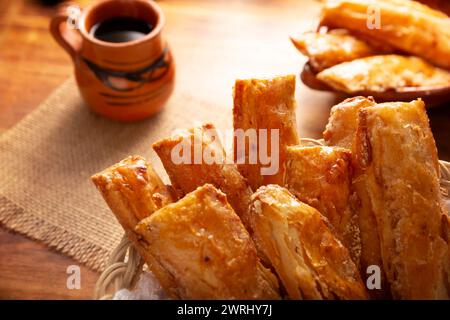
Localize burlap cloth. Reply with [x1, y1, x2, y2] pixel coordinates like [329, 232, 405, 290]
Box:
[0, 77, 229, 272]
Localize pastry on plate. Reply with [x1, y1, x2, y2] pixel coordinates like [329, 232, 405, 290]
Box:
[324, 97, 389, 299]
[291, 30, 381, 72]
[320, 0, 450, 69]
[418, 0, 450, 17]
[233, 75, 299, 190]
[316, 55, 450, 94]
[249, 185, 367, 300]
[135, 184, 280, 299]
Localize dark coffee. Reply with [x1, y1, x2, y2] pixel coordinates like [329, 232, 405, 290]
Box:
[90, 17, 153, 43]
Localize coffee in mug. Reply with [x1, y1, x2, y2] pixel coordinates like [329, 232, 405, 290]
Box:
[50, 0, 175, 121]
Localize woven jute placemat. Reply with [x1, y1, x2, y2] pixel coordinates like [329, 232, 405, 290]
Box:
[0, 77, 230, 272]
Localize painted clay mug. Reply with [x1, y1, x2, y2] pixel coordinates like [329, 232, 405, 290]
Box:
[50, 0, 175, 121]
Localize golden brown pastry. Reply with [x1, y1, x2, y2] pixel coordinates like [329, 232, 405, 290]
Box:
[322, 97, 389, 299]
[317, 55, 450, 94]
[323, 97, 385, 298]
[353, 158, 390, 298]
[320, 0, 450, 69]
[249, 185, 367, 300]
[353, 99, 450, 299]
[323, 96, 376, 149]
[284, 145, 361, 266]
[291, 30, 379, 72]
[152, 123, 253, 230]
[418, 0, 450, 17]
[91, 156, 175, 252]
[233, 75, 299, 190]
[135, 184, 280, 299]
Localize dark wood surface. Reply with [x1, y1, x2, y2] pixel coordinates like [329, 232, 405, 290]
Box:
[0, 0, 449, 300]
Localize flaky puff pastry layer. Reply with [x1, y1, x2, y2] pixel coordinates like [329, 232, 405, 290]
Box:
[291, 30, 379, 72]
[354, 99, 450, 299]
[285, 146, 361, 266]
[249, 185, 367, 300]
[323, 97, 388, 299]
[320, 0, 450, 69]
[317, 55, 450, 94]
[91, 156, 175, 252]
[233, 75, 299, 190]
[135, 184, 280, 300]
[323, 96, 376, 149]
[153, 123, 253, 230]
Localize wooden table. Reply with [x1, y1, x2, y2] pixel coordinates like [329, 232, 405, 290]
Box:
[0, 0, 449, 300]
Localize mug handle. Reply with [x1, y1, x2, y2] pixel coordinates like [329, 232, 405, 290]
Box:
[50, 8, 82, 60]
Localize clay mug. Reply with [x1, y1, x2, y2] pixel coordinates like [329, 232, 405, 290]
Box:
[50, 0, 175, 121]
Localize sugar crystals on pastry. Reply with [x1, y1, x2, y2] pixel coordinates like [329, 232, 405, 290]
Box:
[320, 0, 450, 69]
[291, 30, 380, 72]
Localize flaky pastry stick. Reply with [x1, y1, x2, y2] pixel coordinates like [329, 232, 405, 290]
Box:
[323, 97, 389, 299]
[285, 145, 361, 266]
[135, 184, 280, 299]
[91, 156, 175, 263]
[353, 99, 450, 299]
[320, 0, 450, 69]
[233, 75, 299, 190]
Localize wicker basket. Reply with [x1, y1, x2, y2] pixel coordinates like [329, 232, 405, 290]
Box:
[93, 138, 450, 300]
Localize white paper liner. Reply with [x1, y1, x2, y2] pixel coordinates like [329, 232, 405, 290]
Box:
[113, 272, 166, 300]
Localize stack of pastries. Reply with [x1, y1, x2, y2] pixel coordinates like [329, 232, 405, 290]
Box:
[92, 75, 450, 300]
[291, 0, 450, 95]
